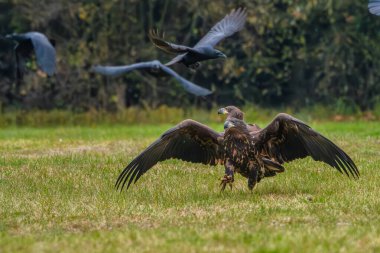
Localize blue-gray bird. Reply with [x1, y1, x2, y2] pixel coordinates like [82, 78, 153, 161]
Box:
[369, 0, 380, 15]
[91, 60, 212, 96]
[4, 32, 56, 76]
[148, 8, 247, 69]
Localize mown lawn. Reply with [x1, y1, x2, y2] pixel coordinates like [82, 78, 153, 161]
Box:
[1, 121, 380, 252]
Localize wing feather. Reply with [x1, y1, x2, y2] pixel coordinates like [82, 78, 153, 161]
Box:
[255, 113, 359, 178]
[148, 29, 192, 54]
[165, 54, 186, 66]
[369, 0, 380, 15]
[195, 8, 247, 48]
[91, 61, 160, 77]
[25, 32, 56, 76]
[116, 119, 223, 190]
[6, 32, 56, 76]
[91, 60, 212, 96]
[159, 63, 212, 96]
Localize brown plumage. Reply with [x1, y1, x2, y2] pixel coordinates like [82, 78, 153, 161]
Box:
[116, 111, 359, 192]
[253, 113, 359, 178]
[218, 106, 261, 133]
[217, 107, 271, 184]
[221, 118, 265, 190]
[219, 106, 359, 180]
[115, 119, 224, 190]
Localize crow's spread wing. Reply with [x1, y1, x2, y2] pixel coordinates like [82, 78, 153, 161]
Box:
[6, 32, 56, 76]
[194, 8, 247, 48]
[148, 29, 193, 54]
[369, 0, 380, 15]
[91, 60, 212, 96]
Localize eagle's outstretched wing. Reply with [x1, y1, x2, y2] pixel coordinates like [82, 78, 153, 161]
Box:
[116, 119, 223, 190]
[255, 113, 359, 178]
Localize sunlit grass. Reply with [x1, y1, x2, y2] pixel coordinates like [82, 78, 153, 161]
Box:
[1, 122, 379, 252]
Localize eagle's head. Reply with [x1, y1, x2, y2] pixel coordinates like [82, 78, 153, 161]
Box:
[218, 106, 244, 120]
[224, 118, 248, 131]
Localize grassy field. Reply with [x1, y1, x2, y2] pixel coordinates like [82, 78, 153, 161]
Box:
[1, 121, 380, 252]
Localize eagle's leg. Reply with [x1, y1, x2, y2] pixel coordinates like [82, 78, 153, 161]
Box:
[247, 167, 259, 191]
[220, 160, 235, 191]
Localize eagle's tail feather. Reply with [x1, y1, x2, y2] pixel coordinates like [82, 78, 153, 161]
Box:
[262, 158, 285, 174]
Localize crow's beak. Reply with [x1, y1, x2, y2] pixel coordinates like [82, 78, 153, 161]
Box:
[220, 53, 227, 59]
[218, 108, 228, 115]
[224, 121, 235, 129]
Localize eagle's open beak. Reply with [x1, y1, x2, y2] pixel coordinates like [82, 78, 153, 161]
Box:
[218, 108, 228, 115]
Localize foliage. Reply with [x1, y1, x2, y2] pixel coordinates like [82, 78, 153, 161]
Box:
[0, 0, 380, 111]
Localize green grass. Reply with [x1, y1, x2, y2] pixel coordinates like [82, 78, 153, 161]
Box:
[1, 121, 380, 252]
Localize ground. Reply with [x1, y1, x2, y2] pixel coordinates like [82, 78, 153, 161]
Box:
[1, 121, 380, 253]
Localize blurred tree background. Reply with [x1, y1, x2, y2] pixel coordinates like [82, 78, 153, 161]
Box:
[0, 0, 380, 114]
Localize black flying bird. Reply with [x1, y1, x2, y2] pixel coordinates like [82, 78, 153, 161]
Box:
[369, 0, 380, 15]
[91, 60, 212, 96]
[116, 111, 358, 192]
[148, 8, 247, 69]
[3, 32, 56, 77]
